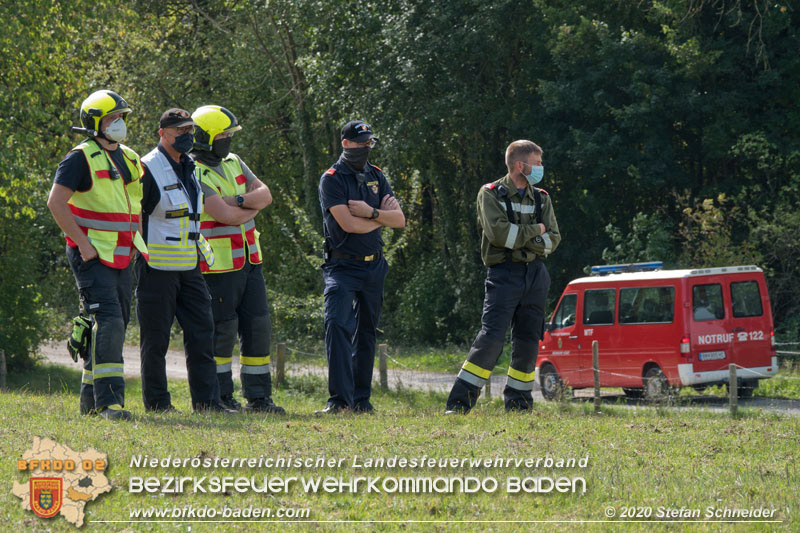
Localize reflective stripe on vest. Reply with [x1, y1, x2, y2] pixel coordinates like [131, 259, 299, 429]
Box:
[67, 140, 146, 269]
[141, 149, 214, 271]
[196, 155, 263, 273]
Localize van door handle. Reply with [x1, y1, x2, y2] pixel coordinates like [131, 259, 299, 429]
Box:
[731, 327, 745, 332]
[569, 335, 578, 339]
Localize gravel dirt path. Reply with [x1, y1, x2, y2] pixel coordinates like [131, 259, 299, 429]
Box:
[38, 341, 800, 415]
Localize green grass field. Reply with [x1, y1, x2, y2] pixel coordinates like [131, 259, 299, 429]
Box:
[1, 364, 797, 532]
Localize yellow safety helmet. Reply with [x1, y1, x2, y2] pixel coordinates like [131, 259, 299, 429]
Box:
[191, 105, 242, 150]
[79, 90, 131, 134]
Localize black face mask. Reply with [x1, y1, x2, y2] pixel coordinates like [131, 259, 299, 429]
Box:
[172, 133, 194, 153]
[342, 146, 371, 171]
[193, 149, 221, 167]
[212, 137, 232, 159]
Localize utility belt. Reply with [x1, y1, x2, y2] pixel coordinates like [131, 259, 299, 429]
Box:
[323, 240, 382, 262]
[330, 250, 382, 262]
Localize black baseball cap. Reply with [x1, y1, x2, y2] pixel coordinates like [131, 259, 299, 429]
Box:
[341, 120, 374, 143]
[160, 108, 194, 129]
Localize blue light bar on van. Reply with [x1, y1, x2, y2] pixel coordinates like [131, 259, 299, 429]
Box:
[590, 261, 663, 276]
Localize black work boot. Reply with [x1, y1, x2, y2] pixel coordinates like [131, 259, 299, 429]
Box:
[243, 397, 285, 414]
[219, 394, 242, 412]
[80, 390, 96, 415]
[314, 404, 347, 415]
[445, 378, 481, 414]
[97, 405, 132, 420]
[195, 401, 238, 414]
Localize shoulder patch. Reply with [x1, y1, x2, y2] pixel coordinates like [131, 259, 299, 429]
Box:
[537, 187, 549, 196]
[484, 183, 497, 190]
[325, 168, 336, 175]
[370, 164, 382, 172]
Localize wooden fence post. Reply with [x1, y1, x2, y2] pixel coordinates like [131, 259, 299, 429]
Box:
[0, 350, 6, 392]
[275, 343, 286, 388]
[729, 364, 738, 416]
[592, 341, 600, 414]
[379, 344, 388, 390]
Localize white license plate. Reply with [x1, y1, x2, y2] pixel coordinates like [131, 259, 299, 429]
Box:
[699, 351, 726, 361]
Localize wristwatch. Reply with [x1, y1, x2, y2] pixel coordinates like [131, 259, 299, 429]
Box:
[370, 208, 379, 220]
[236, 195, 244, 208]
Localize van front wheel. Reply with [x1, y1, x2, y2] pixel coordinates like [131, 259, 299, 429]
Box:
[643, 367, 669, 402]
[540, 365, 565, 402]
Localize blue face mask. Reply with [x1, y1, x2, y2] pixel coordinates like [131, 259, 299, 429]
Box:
[523, 163, 544, 185]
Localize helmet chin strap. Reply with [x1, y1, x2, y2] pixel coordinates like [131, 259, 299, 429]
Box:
[102, 132, 118, 143]
[69, 126, 117, 147]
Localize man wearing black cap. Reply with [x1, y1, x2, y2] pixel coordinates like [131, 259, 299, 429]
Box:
[135, 108, 232, 413]
[316, 120, 406, 414]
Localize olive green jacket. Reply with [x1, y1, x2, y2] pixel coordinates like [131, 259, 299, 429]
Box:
[477, 174, 561, 266]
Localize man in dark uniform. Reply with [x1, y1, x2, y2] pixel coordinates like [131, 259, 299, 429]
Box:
[317, 120, 405, 414]
[445, 140, 561, 414]
[136, 108, 233, 413]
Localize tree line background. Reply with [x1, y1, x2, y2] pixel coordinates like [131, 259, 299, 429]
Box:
[1, 0, 798, 370]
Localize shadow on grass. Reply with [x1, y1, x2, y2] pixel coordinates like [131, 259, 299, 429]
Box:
[282, 374, 448, 412]
[7, 363, 84, 395]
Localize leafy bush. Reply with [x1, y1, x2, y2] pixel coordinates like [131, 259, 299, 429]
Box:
[268, 290, 324, 343]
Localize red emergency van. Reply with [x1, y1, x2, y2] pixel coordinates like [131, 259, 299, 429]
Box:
[537, 263, 777, 401]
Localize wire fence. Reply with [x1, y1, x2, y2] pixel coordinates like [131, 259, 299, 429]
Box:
[276, 342, 800, 389]
[273, 340, 798, 419]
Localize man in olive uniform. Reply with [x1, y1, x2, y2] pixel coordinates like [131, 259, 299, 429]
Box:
[445, 140, 561, 414]
[47, 89, 146, 420]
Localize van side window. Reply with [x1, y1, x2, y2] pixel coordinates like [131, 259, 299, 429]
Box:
[583, 289, 615, 325]
[551, 294, 577, 329]
[730, 281, 763, 318]
[619, 286, 674, 324]
[692, 283, 724, 321]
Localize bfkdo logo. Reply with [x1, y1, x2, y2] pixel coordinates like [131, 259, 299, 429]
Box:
[30, 478, 63, 518]
[13, 437, 111, 528]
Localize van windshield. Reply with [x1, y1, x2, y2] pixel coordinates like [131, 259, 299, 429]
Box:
[619, 286, 674, 324]
[551, 293, 577, 329]
[692, 283, 724, 321]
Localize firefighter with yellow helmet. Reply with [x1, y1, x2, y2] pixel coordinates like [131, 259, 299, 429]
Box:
[47, 89, 147, 420]
[191, 105, 284, 413]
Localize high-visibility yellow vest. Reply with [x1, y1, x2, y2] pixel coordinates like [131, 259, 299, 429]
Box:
[67, 139, 147, 269]
[140, 148, 214, 271]
[197, 155, 262, 273]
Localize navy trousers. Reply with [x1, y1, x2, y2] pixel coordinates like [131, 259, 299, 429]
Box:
[323, 257, 388, 409]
